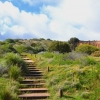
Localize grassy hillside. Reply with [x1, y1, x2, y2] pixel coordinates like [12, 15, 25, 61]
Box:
[0, 53, 27, 100]
[27, 52, 100, 100]
[0, 38, 100, 100]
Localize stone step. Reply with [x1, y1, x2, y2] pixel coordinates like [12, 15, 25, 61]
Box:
[28, 67, 38, 70]
[25, 74, 43, 77]
[27, 65, 36, 67]
[28, 69, 42, 71]
[21, 83, 45, 88]
[27, 66, 36, 68]
[22, 58, 30, 60]
[28, 67, 40, 69]
[29, 71, 43, 74]
[18, 88, 48, 93]
[26, 61, 34, 63]
[21, 79, 45, 83]
[23, 76, 43, 79]
[18, 93, 50, 99]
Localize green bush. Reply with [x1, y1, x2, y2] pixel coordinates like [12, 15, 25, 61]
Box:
[0, 44, 16, 54]
[63, 52, 87, 61]
[49, 41, 71, 53]
[0, 81, 19, 100]
[0, 64, 7, 76]
[42, 52, 54, 58]
[14, 44, 35, 54]
[9, 65, 21, 80]
[4, 39, 15, 43]
[14, 45, 27, 53]
[81, 57, 97, 66]
[76, 44, 98, 55]
[91, 51, 100, 57]
[5, 53, 28, 73]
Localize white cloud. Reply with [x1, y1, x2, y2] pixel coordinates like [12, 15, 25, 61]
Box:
[42, 0, 100, 40]
[0, 0, 100, 41]
[0, 1, 53, 39]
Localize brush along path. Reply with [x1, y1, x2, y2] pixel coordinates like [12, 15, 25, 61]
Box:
[18, 55, 50, 100]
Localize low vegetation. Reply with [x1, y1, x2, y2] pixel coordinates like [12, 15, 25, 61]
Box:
[0, 52, 28, 100]
[27, 52, 100, 100]
[0, 38, 100, 100]
[76, 44, 98, 55]
[0, 78, 19, 100]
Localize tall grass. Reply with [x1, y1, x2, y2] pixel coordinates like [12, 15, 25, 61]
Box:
[9, 65, 21, 80]
[5, 53, 28, 73]
[0, 64, 7, 76]
[0, 78, 19, 100]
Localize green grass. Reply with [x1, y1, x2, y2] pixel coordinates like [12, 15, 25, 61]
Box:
[5, 53, 28, 73]
[27, 52, 100, 100]
[0, 77, 19, 100]
[0, 53, 28, 100]
[9, 65, 21, 80]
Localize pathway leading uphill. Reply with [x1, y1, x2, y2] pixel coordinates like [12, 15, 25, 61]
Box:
[18, 54, 50, 100]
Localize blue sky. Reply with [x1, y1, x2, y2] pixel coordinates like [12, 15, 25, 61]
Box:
[0, 0, 100, 41]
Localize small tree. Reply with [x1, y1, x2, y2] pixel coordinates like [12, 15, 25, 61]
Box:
[68, 37, 80, 51]
[49, 41, 71, 53]
[4, 39, 15, 43]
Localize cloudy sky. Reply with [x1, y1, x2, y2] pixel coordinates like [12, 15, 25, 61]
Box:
[0, 0, 100, 41]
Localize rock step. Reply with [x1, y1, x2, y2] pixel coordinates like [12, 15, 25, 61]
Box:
[22, 58, 30, 60]
[21, 83, 45, 86]
[25, 74, 43, 77]
[18, 93, 50, 99]
[18, 88, 48, 93]
[23, 76, 43, 79]
[24, 59, 34, 61]
[28, 67, 39, 70]
[27, 66, 37, 68]
[28, 69, 42, 71]
[21, 79, 45, 83]
[27, 65, 36, 67]
[28, 67, 39, 69]
[26, 61, 34, 63]
[26, 64, 36, 66]
[29, 71, 43, 74]
[20, 84, 45, 88]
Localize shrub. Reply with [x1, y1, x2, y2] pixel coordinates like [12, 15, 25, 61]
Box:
[14, 44, 34, 54]
[76, 44, 98, 55]
[5, 53, 28, 73]
[0, 64, 7, 76]
[42, 52, 54, 58]
[4, 39, 15, 43]
[9, 65, 21, 80]
[63, 52, 87, 61]
[14, 45, 27, 53]
[49, 41, 71, 53]
[0, 81, 19, 100]
[81, 57, 97, 66]
[0, 44, 16, 54]
[91, 51, 100, 57]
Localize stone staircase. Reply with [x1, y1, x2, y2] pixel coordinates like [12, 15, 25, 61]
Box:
[18, 55, 50, 100]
